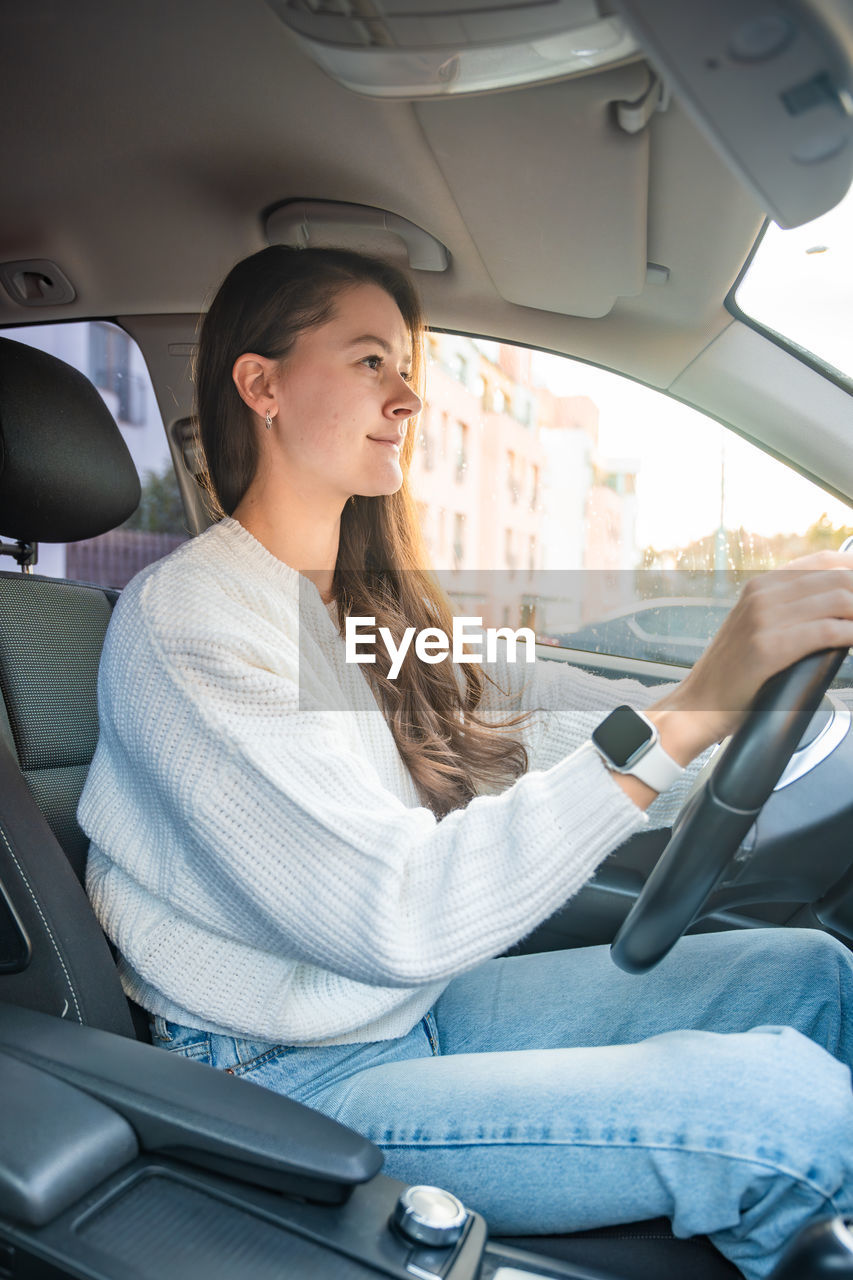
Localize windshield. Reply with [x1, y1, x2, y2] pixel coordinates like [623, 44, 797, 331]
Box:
[735, 186, 853, 381]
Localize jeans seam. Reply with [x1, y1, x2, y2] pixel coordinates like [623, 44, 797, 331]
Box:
[422, 1012, 440, 1056]
[224, 1044, 292, 1076]
[374, 1136, 841, 1197]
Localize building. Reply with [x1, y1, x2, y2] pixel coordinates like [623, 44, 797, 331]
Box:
[411, 337, 639, 632]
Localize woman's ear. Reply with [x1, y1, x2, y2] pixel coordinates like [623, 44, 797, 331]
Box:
[232, 353, 280, 423]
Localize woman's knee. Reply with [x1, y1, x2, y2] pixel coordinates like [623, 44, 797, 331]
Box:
[720, 929, 850, 1023]
[717, 1027, 852, 1184]
[793, 928, 853, 986]
[719, 925, 847, 970]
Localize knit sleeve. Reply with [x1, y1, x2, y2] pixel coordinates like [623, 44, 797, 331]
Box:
[474, 643, 715, 829]
[80, 585, 652, 991]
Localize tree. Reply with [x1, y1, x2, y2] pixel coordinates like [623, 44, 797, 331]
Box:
[122, 464, 187, 535]
[641, 514, 853, 578]
[800, 512, 853, 555]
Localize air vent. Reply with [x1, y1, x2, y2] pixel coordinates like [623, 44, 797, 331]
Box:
[267, 0, 638, 97]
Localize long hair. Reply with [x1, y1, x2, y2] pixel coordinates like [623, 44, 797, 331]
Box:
[195, 244, 529, 816]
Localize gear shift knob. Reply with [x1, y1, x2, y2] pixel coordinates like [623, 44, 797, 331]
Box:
[768, 1216, 853, 1278]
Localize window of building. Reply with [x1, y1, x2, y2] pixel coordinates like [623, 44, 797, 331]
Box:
[507, 450, 519, 503]
[419, 415, 435, 470]
[451, 352, 467, 384]
[453, 512, 466, 566]
[454, 421, 468, 482]
[510, 387, 534, 427]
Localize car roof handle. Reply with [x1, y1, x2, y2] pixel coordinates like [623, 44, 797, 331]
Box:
[266, 199, 450, 272]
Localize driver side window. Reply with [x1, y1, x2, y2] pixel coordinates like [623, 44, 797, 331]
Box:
[409, 334, 853, 685]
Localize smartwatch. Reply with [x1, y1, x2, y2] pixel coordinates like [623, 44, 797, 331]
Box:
[591, 705, 685, 794]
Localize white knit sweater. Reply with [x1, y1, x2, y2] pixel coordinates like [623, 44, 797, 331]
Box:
[79, 517, 703, 1046]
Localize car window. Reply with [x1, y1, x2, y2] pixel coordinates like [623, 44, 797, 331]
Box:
[411, 334, 853, 685]
[0, 321, 188, 587]
[735, 187, 853, 382]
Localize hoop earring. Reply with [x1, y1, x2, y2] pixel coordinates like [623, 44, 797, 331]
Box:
[265, 410, 273, 431]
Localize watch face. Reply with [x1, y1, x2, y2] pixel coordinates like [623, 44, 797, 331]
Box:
[592, 705, 654, 769]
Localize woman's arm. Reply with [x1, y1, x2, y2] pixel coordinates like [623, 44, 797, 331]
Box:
[79, 591, 652, 992]
[474, 649, 712, 827]
[478, 549, 853, 816]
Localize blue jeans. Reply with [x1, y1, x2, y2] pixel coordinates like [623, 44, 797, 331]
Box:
[150, 928, 853, 1280]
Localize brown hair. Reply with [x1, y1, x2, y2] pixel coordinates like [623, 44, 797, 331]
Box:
[195, 245, 529, 816]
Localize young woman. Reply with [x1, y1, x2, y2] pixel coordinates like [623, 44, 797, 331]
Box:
[78, 245, 853, 1280]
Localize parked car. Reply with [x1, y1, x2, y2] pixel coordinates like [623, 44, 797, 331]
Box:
[546, 597, 735, 665]
[547, 598, 853, 685]
[1, 3, 852, 1279]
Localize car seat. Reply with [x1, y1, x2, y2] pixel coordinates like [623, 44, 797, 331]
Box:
[0, 336, 141, 1037]
[0, 334, 738, 1279]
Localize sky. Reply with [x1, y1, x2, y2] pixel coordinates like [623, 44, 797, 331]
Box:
[532, 186, 853, 551]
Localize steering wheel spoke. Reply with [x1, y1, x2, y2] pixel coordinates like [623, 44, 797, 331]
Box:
[611, 647, 849, 973]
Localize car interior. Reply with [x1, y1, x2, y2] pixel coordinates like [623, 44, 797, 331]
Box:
[1, 2, 852, 1278]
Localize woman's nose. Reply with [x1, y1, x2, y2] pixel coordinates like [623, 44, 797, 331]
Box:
[391, 377, 422, 418]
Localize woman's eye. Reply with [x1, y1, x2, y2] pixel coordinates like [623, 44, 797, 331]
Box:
[361, 355, 412, 382]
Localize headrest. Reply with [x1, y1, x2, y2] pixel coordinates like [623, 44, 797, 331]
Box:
[0, 336, 141, 543]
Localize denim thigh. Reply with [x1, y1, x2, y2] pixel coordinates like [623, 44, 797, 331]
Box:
[431, 927, 853, 1063]
[149, 1011, 437, 1107]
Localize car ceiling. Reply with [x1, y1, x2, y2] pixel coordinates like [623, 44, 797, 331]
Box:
[0, 0, 770, 390]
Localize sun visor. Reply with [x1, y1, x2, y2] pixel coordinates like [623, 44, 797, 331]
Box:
[611, 0, 853, 228]
[416, 63, 652, 318]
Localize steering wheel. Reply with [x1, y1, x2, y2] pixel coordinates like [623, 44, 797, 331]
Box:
[610, 645, 850, 974]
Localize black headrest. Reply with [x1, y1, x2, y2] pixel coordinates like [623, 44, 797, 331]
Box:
[0, 336, 141, 543]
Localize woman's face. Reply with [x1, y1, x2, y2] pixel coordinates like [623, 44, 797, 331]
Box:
[270, 282, 422, 504]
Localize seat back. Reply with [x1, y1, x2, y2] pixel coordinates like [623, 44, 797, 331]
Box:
[0, 572, 117, 882]
[0, 336, 142, 1037]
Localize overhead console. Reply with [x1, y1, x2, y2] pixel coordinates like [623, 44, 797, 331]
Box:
[264, 0, 640, 99]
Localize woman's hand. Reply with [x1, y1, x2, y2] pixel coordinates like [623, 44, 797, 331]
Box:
[648, 550, 853, 769]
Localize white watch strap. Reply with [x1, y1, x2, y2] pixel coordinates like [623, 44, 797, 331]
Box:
[624, 740, 685, 793]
